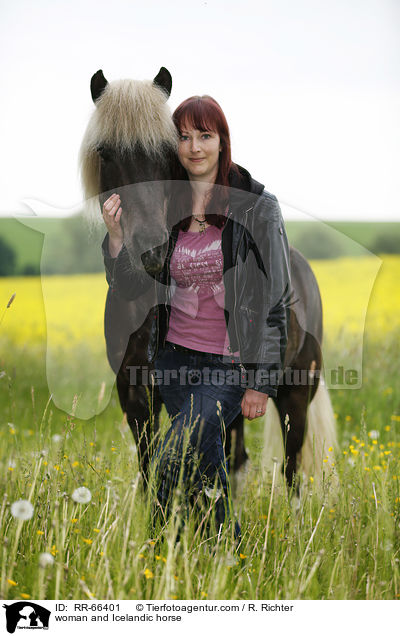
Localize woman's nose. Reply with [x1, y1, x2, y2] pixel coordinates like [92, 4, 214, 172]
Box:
[190, 138, 200, 152]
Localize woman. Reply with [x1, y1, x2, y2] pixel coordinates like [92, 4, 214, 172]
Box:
[102, 96, 291, 547]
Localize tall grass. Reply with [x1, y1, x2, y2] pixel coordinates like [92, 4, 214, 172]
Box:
[0, 329, 399, 600]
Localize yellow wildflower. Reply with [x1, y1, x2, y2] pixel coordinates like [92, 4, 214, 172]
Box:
[21, 593, 30, 599]
[82, 538, 93, 545]
[144, 568, 154, 579]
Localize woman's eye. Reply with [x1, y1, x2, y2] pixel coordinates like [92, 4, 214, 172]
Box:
[179, 135, 189, 141]
[202, 134, 211, 139]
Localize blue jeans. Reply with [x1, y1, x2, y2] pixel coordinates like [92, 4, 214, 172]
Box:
[150, 342, 246, 544]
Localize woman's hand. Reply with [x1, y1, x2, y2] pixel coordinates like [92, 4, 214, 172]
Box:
[241, 388, 268, 420]
[102, 193, 123, 257]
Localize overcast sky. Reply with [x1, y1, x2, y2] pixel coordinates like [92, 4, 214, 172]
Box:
[1, 0, 399, 220]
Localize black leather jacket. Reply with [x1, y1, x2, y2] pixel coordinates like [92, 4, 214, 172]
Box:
[102, 165, 291, 396]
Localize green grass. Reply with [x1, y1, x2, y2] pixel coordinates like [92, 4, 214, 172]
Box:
[0, 328, 399, 600]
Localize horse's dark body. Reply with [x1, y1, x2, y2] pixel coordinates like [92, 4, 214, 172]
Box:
[106, 245, 322, 489]
[82, 68, 330, 493]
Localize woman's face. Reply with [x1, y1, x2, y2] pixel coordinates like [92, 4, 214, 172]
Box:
[178, 124, 221, 183]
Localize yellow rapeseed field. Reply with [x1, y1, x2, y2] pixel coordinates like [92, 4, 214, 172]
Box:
[0, 255, 399, 351]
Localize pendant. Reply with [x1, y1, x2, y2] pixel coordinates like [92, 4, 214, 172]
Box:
[193, 215, 207, 234]
[198, 220, 207, 234]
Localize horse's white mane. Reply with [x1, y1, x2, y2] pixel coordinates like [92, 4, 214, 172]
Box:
[79, 79, 178, 201]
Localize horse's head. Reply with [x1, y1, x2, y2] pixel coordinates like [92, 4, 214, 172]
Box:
[80, 67, 178, 273]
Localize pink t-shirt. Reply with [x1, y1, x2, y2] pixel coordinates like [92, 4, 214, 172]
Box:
[166, 225, 236, 356]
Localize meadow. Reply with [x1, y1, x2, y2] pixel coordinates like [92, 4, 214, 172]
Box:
[0, 255, 399, 600]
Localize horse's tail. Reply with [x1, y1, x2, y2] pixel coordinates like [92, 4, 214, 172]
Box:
[262, 379, 338, 485]
[299, 379, 338, 482]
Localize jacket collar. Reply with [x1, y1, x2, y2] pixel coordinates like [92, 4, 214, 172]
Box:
[228, 164, 264, 219]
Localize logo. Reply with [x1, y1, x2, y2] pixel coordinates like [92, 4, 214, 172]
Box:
[2, 603, 51, 633]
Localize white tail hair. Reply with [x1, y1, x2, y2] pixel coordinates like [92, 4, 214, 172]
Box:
[262, 378, 338, 485]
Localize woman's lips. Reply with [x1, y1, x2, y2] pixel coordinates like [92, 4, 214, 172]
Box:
[189, 158, 205, 162]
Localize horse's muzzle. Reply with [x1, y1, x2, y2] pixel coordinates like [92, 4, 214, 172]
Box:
[141, 244, 168, 275]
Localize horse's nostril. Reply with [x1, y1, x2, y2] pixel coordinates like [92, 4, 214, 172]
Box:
[141, 251, 164, 275]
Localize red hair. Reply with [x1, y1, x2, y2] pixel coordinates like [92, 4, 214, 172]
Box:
[170, 96, 239, 230]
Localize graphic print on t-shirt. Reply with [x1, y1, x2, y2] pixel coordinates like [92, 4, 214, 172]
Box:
[166, 226, 232, 354]
[170, 233, 225, 317]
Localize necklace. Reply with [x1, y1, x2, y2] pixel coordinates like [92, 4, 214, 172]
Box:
[193, 215, 208, 234]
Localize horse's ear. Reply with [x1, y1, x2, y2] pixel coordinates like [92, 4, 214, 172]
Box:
[90, 70, 108, 103]
[153, 67, 172, 99]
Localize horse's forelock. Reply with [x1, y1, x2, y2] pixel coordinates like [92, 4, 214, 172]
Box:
[79, 78, 178, 200]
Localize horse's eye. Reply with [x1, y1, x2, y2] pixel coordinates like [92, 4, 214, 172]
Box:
[97, 146, 112, 161]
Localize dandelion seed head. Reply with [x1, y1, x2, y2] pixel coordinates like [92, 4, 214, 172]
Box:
[71, 486, 92, 504]
[10, 499, 34, 521]
[52, 434, 62, 443]
[39, 552, 54, 568]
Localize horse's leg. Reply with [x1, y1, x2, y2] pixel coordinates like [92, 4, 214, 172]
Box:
[225, 413, 249, 472]
[116, 369, 162, 489]
[225, 413, 250, 499]
[274, 386, 309, 489]
[275, 333, 322, 490]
